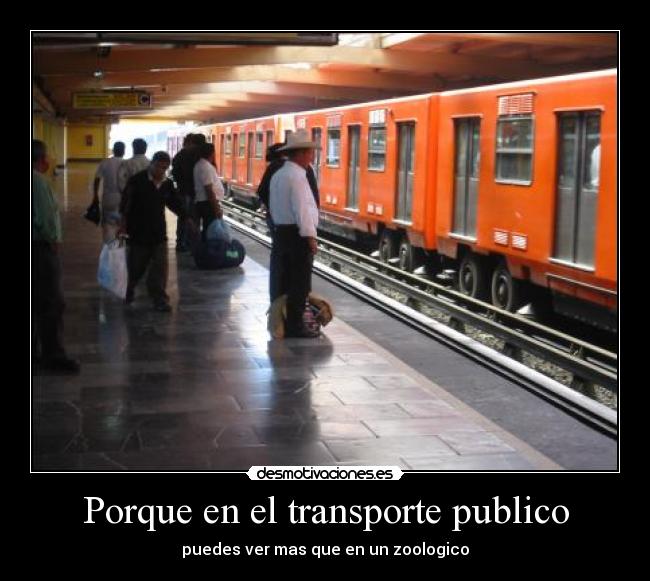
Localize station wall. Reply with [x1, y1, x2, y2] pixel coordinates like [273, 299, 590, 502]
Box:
[66, 123, 109, 161]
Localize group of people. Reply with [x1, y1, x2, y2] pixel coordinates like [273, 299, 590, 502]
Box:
[32, 128, 323, 374]
[93, 133, 225, 312]
[170, 133, 225, 250]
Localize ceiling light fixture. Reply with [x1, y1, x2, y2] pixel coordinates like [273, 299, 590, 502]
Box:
[284, 63, 313, 70]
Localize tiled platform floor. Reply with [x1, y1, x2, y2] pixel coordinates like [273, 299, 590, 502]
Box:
[32, 164, 558, 471]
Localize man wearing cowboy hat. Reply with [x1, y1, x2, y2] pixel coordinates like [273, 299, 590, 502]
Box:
[269, 129, 322, 338]
[259, 140, 320, 303]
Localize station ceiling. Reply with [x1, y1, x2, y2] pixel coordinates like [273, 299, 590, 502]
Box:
[33, 32, 618, 124]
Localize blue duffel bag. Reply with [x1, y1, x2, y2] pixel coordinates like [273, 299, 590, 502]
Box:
[193, 238, 246, 270]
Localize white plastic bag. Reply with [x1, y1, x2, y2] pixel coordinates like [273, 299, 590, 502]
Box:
[97, 239, 127, 299]
[206, 218, 232, 243]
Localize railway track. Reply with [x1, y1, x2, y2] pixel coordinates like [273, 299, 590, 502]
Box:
[221, 200, 618, 437]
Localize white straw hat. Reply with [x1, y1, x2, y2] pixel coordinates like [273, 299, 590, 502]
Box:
[277, 128, 322, 151]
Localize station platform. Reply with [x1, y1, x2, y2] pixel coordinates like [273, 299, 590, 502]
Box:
[32, 164, 615, 471]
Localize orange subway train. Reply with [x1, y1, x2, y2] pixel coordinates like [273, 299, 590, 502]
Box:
[172, 70, 617, 330]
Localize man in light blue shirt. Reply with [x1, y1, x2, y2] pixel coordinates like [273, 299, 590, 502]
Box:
[32, 139, 80, 373]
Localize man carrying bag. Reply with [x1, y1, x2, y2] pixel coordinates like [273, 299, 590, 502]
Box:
[118, 152, 192, 312]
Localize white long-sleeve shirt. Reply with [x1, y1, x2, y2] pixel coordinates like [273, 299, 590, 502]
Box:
[269, 160, 319, 238]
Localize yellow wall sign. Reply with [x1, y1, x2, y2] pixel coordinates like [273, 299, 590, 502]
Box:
[73, 92, 152, 109]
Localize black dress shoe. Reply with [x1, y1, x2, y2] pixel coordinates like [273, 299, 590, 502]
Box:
[285, 326, 320, 339]
[40, 357, 81, 374]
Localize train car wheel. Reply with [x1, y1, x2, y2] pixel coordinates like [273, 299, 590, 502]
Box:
[491, 264, 526, 312]
[458, 254, 490, 301]
[398, 237, 415, 271]
[379, 230, 398, 263]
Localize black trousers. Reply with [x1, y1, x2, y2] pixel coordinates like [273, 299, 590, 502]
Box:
[33, 241, 66, 360]
[194, 200, 217, 242]
[268, 218, 280, 302]
[175, 194, 192, 248]
[271, 226, 313, 333]
[126, 241, 169, 304]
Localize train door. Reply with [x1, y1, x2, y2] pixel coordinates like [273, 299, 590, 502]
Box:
[553, 112, 601, 268]
[247, 131, 254, 183]
[219, 134, 225, 175]
[396, 122, 415, 222]
[312, 127, 322, 185]
[232, 134, 238, 180]
[346, 125, 360, 209]
[452, 117, 481, 238]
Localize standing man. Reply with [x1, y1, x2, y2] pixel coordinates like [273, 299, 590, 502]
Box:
[93, 141, 125, 242]
[257, 142, 288, 220]
[171, 133, 206, 251]
[118, 152, 191, 312]
[118, 138, 150, 194]
[259, 140, 320, 302]
[269, 129, 321, 338]
[32, 139, 80, 373]
[193, 142, 224, 240]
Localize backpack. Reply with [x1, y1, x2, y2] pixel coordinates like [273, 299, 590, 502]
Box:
[193, 238, 246, 270]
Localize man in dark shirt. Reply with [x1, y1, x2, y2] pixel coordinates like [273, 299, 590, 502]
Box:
[119, 151, 190, 312]
[171, 133, 206, 252]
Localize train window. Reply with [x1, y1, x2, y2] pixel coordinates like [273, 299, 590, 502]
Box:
[255, 132, 264, 158]
[327, 128, 341, 167]
[238, 134, 246, 158]
[247, 132, 254, 183]
[225, 134, 232, 156]
[266, 130, 274, 148]
[312, 128, 322, 184]
[219, 134, 225, 175]
[368, 126, 386, 171]
[495, 115, 534, 184]
[584, 116, 601, 190]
